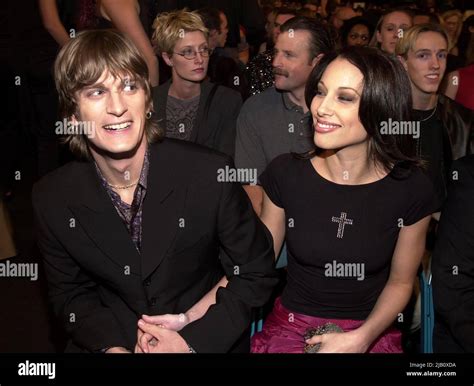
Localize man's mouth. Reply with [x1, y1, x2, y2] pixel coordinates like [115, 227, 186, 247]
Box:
[103, 121, 132, 131]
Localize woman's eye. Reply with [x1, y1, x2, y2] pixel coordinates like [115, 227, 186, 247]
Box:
[338, 95, 354, 102]
[315, 89, 325, 96]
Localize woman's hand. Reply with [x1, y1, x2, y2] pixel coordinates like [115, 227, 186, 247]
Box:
[305, 329, 369, 353]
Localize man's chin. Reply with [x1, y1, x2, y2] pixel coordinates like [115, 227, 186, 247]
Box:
[89, 142, 145, 161]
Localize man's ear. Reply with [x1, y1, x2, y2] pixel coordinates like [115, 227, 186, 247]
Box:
[311, 53, 324, 68]
[397, 54, 408, 71]
[162, 52, 173, 67]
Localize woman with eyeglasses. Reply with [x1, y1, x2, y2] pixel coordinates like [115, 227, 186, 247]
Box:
[151, 9, 242, 157]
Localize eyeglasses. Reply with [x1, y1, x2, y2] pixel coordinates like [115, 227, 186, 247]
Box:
[173, 47, 213, 60]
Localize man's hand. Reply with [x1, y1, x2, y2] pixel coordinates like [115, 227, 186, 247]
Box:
[105, 347, 131, 353]
[141, 313, 189, 331]
[135, 320, 191, 353]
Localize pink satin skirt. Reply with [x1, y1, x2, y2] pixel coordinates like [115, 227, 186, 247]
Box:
[251, 297, 403, 353]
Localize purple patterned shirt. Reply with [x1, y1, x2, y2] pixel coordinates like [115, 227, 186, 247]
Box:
[95, 150, 149, 252]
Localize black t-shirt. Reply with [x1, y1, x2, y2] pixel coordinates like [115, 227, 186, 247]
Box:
[413, 109, 447, 204]
[260, 154, 438, 320]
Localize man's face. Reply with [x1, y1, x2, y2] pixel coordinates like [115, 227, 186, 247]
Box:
[401, 32, 448, 95]
[74, 70, 148, 158]
[273, 30, 318, 92]
[272, 14, 295, 43]
[376, 11, 413, 53]
[165, 31, 209, 82]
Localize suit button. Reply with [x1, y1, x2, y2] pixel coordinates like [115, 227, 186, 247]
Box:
[144, 279, 151, 286]
[149, 297, 156, 306]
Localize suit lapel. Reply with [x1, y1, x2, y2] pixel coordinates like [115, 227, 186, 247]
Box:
[140, 141, 187, 278]
[68, 163, 142, 275]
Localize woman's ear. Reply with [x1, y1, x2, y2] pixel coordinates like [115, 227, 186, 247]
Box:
[376, 30, 382, 44]
[162, 52, 173, 67]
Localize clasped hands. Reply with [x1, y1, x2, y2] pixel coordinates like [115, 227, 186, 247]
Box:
[134, 313, 191, 354]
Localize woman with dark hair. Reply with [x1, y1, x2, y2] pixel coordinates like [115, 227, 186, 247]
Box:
[251, 46, 438, 353]
[340, 16, 374, 48]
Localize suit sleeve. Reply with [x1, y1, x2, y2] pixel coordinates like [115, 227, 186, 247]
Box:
[32, 187, 130, 352]
[179, 157, 278, 352]
[432, 157, 474, 352]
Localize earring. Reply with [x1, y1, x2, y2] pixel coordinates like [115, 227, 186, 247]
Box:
[146, 111, 152, 119]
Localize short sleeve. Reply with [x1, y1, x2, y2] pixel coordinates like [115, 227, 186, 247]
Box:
[259, 154, 292, 209]
[403, 168, 441, 226]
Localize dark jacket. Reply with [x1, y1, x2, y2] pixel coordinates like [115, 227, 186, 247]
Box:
[32, 139, 278, 353]
[153, 80, 242, 158]
[438, 95, 473, 163]
[432, 155, 474, 353]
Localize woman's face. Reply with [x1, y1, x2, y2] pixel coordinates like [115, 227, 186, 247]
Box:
[347, 24, 370, 47]
[376, 11, 413, 53]
[310, 58, 368, 153]
[444, 15, 461, 37]
[165, 31, 209, 83]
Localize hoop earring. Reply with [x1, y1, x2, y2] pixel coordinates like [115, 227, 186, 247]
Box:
[146, 111, 152, 119]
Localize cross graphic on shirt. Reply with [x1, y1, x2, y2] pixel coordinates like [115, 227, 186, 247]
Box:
[331, 212, 353, 239]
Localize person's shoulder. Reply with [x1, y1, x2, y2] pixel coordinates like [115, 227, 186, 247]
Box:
[241, 86, 280, 111]
[151, 138, 232, 168]
[214, 83, 241, 101]
[265, 153, 304, 176]
[439, 94, 474, 120]
[450, 155, 474, 186]
[32, 161, 89, 204]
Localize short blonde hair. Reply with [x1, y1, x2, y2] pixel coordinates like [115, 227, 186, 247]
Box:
[54, 29, 163, 160]
[441, 9, 463, 50]
[395, 23, 449, 58]
[152, 9, 209, 55]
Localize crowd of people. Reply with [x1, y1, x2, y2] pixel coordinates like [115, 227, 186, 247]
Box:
[1, 0, 473, 354]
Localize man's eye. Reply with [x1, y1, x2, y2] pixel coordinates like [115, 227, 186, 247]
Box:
[124, 82, 137, 92]
[87, 89, 104, 97]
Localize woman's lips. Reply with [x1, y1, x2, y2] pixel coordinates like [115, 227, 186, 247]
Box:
[314, 120, 341, 133]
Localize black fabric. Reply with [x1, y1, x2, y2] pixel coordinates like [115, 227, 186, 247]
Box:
[32, 139, 278, 353]
[260, 154, 438, 320]
[413, 109, 447, 205]
[432, 155, 474, 353]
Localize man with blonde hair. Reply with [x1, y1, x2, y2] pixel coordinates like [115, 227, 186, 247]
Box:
[32, 29, 277, 353]
[396, 23, 473, 204]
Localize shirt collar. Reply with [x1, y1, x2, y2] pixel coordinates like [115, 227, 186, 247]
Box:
[281, 91, 309, 117]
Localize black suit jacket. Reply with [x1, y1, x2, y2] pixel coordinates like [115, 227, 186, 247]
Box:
[32, 139, 278, 353]
[432, 155, 474, 353]
[153, 80, 242, 158]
